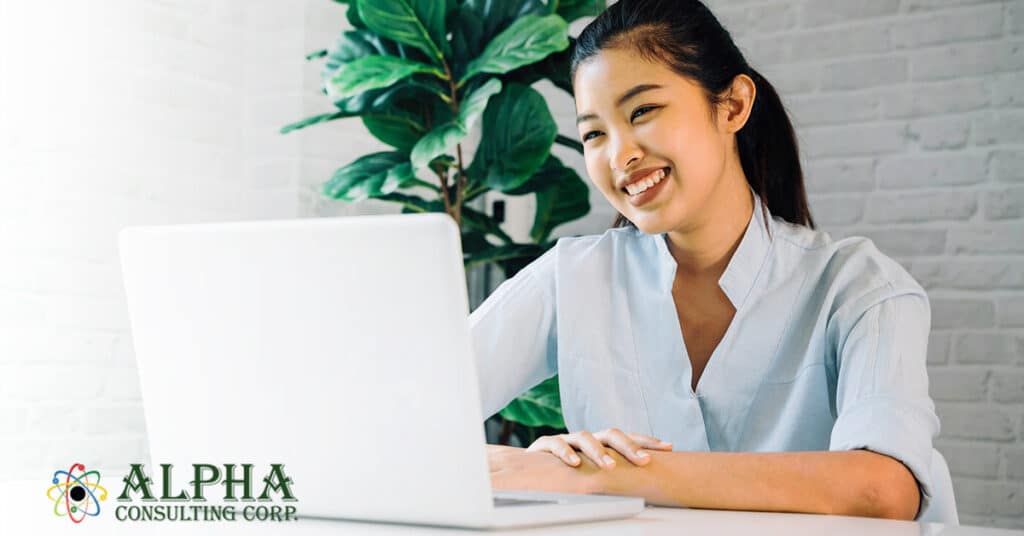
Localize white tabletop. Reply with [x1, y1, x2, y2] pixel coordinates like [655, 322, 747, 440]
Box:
[4, 479, 1018, 535]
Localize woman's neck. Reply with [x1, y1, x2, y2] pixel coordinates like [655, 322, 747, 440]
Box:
[665, 175, 754, 282]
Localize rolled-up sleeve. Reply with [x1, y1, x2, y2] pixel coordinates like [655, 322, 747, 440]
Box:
[828, 288, 940, 519]
[469, 245, 558, 420]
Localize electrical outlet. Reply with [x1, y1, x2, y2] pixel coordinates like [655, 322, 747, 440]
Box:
[485, 191, 535, 244]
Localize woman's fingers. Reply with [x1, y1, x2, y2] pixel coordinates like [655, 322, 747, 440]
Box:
[627, 432, 674, 450]
[525, 430, 673, 470]
[595, 428, 653, 466]
[566, 431, 617, 469]
[527, 436, 581, 466]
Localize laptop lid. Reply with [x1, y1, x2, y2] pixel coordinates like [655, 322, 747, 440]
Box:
[119, 213, 494, 526]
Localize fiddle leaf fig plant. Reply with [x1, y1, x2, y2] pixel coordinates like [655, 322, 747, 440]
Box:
[282, 0, 606, 440]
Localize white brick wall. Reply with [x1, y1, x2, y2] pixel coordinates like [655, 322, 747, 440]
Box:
[0, 0, 342, 481]
[2, 0, 1022, 528]
[701, 0, 1024, 527]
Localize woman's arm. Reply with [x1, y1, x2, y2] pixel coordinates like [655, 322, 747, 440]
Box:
[489, 446, 920, 520]
[595, 448, 920, 520]
[469, 248, 559, 419]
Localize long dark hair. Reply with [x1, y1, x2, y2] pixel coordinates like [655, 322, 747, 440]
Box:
[570, 0, 814, 230]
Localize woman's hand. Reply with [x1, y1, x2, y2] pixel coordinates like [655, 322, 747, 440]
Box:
[487, 445, 605, 494]
[526, 428, 673, 469]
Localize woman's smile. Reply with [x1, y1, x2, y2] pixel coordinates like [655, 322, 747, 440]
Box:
[623, 166, 671, 207]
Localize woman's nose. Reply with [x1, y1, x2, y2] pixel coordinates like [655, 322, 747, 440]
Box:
[610, 133, 644, 173]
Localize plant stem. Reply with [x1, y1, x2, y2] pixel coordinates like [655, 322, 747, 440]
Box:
[454, 143, 466, 226]
[442, 59, 466, 229]
[434, 163, 451, 215]
[555, 134, 583, 153]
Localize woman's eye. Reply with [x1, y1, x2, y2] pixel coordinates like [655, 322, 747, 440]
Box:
[631, 105, 657, 121]
[582, 131, 602, 142]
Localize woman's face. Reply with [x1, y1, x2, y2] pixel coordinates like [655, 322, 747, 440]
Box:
[574, 47, 741, 235]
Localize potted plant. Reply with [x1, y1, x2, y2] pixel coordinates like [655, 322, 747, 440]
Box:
[282, 0, 604, 444]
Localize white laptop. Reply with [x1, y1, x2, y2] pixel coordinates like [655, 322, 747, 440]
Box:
[118, 212, 645, 529]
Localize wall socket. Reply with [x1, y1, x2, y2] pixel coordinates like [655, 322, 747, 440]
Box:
[485, 191, 535, 244]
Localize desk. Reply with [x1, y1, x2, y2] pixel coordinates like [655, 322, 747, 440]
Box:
[3, 480, 1019, 535]
[291, 508, 1017, 536]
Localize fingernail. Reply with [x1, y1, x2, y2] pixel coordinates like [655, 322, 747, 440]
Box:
[636, 450, 649, 458]
[569, 454, 580, 464]
[602, 455, 615, 467]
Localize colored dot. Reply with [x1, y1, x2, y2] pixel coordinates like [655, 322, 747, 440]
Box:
[52, 478, 58, 484]
[71, 506, 77, 513]
[70, 486, 86, 502]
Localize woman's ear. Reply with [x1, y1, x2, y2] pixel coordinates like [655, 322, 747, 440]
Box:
[718, 74, 756, 134]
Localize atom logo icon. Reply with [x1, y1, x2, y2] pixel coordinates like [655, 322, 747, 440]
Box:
[47, 463, 108, 524]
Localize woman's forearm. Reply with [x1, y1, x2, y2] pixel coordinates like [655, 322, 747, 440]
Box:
[594, 449, 920, 520]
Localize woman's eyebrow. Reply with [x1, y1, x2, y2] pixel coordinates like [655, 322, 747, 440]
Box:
[576, 83, 664, 125]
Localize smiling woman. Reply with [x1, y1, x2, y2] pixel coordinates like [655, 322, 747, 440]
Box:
[469, 0, 942, 524]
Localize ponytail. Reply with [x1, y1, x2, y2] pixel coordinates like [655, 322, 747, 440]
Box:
[738, 69, 814, 229]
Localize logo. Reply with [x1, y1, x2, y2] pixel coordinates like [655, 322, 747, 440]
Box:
[47, 463, 108, 524]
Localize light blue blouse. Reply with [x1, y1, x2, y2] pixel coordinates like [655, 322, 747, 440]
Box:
[469, 191, 940, 513]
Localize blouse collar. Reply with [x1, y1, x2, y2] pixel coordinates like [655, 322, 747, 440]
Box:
[652, 188, 773, 311]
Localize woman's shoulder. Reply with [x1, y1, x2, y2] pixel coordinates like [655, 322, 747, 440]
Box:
[552, 225, 641, 252]
[549, 225, 660, 269]
[769, 216, 927, 311]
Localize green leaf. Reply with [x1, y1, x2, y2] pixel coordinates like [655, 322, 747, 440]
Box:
[469, 83, 557, 192]
[305, 49, 328, 60]
[411, 125, 466, 172]
[321, 31, 432, 115]
[380, 191, 444, 213]
[465, 0, 547, 45]
[323, 152, 416, 201]
[459, 230, 493, 261]
[504, 41, 574, 95]
[356, 0, 447, 64]
[499, 376, 565, 428]
[530, 157, 590, 243]
[343, 0, 366, 28]
[361, 110, 425, 152]
[460, 14, 569, 84]
[552, 0, 604, 22]
[448, 6, 485, 78]
[327, 55, 443, 101]
[451, 0, 547, 79]
[321, 31, 399, 88]
[410, 78, 502, 170]
[280, 110, 351, 135]
[462, 205, 513, 244]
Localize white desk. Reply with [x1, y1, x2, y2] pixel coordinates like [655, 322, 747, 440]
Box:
[291, 508, 1016, 536]
[4, 480, 1019, 535]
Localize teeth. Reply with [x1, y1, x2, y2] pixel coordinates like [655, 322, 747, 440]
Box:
[625, 168, 666, 196]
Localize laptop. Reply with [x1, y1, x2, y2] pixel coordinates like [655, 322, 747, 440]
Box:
[118, 212, 645, 529]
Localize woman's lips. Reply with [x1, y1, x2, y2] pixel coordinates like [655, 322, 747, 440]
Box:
[624, 167, 670, 207]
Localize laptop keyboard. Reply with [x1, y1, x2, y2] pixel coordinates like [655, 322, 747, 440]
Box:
[493, 497, 559, 507]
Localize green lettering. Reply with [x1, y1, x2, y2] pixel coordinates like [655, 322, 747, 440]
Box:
[222, 464, 253, 501]
[190, 464, 221, 501]
[160, 463, 189, 501]
[118, 464, 155, 501]
[258, 464, 296, 501]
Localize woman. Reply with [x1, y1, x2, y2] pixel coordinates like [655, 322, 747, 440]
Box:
[471, 0, 938, 521]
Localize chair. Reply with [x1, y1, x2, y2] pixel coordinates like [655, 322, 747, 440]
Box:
[918, 448, 958, 525]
